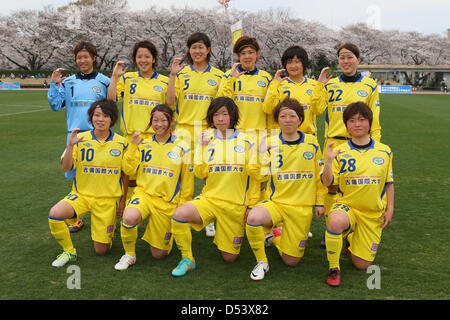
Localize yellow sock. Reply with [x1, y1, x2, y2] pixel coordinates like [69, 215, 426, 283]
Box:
[48, 217, 75, 254]
[120, 222, 138, 257]
[245, 223, 268, 263]
[325, 228, 342, 269]
[171, 218, 193, 259]
[324, 192, 337, 226]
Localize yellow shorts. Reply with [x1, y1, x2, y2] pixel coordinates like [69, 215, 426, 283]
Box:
[189, 196, 247, 255]
[330, 203, 383, 262]
[125, 187, 176, 251]
[62, 192, 119, 244]
[258, 200, 313, 258]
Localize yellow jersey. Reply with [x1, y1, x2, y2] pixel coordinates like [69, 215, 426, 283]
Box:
[116, 71, 169, 135]
[259, 132, 326, 206]
[174, 65, 224, 127]
[329, 139, 394, 213]
[263, 76, 320, 133]
[193, 129, 263, 206]
[311, 74, 381, 141]
[217, 67, 272, 131]
[71, 130, 127, 198]
[122, 134, 194, 205]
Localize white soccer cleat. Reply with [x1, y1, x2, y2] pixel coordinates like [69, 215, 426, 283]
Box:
[308, 231, 313, 238]
[205, 223, 216, 237]
[264, 231, 274, 247]
[250, 260, 269, 281]
[114, 254, 136, 271]
[51, 250, 77, 268]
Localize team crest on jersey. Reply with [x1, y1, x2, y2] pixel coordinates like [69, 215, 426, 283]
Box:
[357, 90, 368, 97]
[303, 151, 313, 160]
[306, 89, 313, 96]
[372, 157, 384, 165]
[207, 79, 218, 86]
[92, 86, 101, 93]
[110, 149, 122, 157]
[234, 145, 245, 153]
[153, 85, 164, 92]
[257, 81, 267, 88]
[371, 243, 379, 252]
[167, 151, 180, 160]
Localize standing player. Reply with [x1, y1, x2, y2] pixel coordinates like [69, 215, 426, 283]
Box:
[246, 98, 326, 281]
[169, 97, 263, 277]
[48, 41, 111, 232]
[114, 104, 193, 270]
[217, 36, 272, 206]
[321, 102, 394, 286]
[48, 99, 128, 267]
[108, 40, 169, 199]
[263, 46, 320, 139]
[166, 32, 224, 237]
[311, 43, 382, 246]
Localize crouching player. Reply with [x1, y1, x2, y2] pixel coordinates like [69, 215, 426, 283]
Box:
[114, 104, 194, 271]
[321, 102, 394, 286]
[245, 98, 327, 281]
[48, 99, 128, 267]
[169, 97, 264, 277]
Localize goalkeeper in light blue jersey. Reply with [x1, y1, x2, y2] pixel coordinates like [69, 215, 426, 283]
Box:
[47, 41, 110, 232]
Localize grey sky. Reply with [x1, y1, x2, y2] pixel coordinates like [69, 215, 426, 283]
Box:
[3, 0, 449, 36]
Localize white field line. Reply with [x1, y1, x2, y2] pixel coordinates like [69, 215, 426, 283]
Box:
[0, 108, 49, 117]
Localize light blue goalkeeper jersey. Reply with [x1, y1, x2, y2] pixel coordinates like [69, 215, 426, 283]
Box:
[47, 71, 110, 133]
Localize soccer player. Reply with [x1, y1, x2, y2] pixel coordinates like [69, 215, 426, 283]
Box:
[311, 43, 382, 246]
[166, 32, 224, 237]
[169, 97, 263, 277]
[245, 98, 326, 281]
[48, 41, 111, 232]
[263, 46, 321, 138]
[108, 40, 169, 198]
[217, 35, 272, 206]
[321, 102, 394, 287]
[114, 104, 194, 271]
[48, 99, 128, 267]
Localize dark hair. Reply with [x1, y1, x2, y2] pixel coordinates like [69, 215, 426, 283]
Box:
[131, 40, 158, 68]
[233, 36, 260, 55]
[273, 98, 304, 126]
[205, 97, 240, 130]
[281, 45, 309, 69]
[146, 104, 174, 131]
[337, 43, 360, 59]
[74, 41, 98, 69]
[88, 99, 119, 127]
[343, 102, 373, 129]
[184, 32, 212, 65]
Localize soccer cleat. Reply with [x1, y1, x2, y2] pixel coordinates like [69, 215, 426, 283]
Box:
[264, 227, 281, 247]
[326, 268, 341, 287]
[114, 254, 136, 271]
[250, 260, 269, 281]
[172, 257, 196, 277]
[51, 250, 77, 268]
[68, 218, 84, 233]
[205, 223, 216, 237]
[308, 231, 313, 238]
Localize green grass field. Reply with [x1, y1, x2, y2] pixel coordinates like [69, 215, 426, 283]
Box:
[0, 90, 449, 303]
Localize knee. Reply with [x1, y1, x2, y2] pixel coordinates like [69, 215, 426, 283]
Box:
[150, 247, 168, 260]
[173, 205, 190, 222]
[352, 256, 372, 270]
[122, 212, 140, 227]
[327, 212, 348, 234]
[94, 243, 110, 256]
[246, 211, 261, 226]
[221, 252, 239, 263]
[281, 254, 301, 267]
